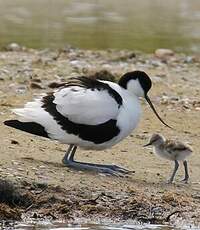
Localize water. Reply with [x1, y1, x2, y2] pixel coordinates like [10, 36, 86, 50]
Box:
[2, 219, 199, 230]
[0, 0, 200, 53]
[1, 221, 180, 230]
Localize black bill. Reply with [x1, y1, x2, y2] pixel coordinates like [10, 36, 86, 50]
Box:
[145, 95, 172, 129]
[143, 142, 152, 147]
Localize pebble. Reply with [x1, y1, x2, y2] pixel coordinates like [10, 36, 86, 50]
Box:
[6, 43, 22, 52]
[155, 48, 174, 59]
[11, 140, 19, 145]
[30, 167, 37, 171]
[152, 76, 164, 83]
[11, 161, 20, 165]
[29, 82, 44, 89]
[184, 56, 194, 63]
[148, 59, 163, 67]
[16, 85, 27, 94]
[39, 165, 46, 169]
[37, 176, 49, 180]
[17, 168, 25, 172]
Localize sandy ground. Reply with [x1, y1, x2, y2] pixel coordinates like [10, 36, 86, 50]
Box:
[0, 47, 200, 226]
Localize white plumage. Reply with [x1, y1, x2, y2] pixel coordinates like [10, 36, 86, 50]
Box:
[13, 80, 141, 150]
[54, 83, 120, 125]
[5, 71, 170, 175]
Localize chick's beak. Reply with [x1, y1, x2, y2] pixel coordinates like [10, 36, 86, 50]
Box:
[143, 142, 152, 147]
[145, 94, 172, 129]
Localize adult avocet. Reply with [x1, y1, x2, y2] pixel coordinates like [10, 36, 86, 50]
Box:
[4, 71, 171, 175]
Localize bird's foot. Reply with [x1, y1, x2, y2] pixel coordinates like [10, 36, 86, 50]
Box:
[181, 177, 189, 184]
[100, 164, 134, 174]
[166, 178, 174, 184]
[62, 158, 132, 176]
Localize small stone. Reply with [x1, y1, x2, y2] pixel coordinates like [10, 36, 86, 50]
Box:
[150, 60, 162, 67]
[31, 78, 42, 83]
[32, 213, 38, 218]
[184, 56, 194, 63]
[29, 82, 43, 89]
[16, 85, 27, 94]
[11, 161, 20, 165]
[39, 165, 46, 169]
[11, 140, 19, 145]
[192, 193, 200, 199]
[5, 43, 22, 52]
[162, 192, 175, 202]
[155, 49, 174, 59]
[17, 168, 24, 172]
[30, 167, 37, 171]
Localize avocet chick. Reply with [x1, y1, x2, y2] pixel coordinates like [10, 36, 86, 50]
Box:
[144, 134, 192, 183]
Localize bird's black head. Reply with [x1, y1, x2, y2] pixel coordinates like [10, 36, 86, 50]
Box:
[119, 70, 172, 129]
[118, 70, 152, 96]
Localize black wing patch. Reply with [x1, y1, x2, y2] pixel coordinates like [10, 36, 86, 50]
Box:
[4, 120, 49, 138]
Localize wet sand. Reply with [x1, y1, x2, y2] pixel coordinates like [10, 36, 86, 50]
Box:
[0, 46, 200, 226]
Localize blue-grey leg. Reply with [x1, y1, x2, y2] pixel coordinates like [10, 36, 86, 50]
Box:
[168, 160, 179, 183]
[181, 160, 189, 183]
[62, 144, 75, 163]
[62, 145, 132, 176]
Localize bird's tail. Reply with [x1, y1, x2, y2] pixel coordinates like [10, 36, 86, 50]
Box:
[4, 120, 49, 138]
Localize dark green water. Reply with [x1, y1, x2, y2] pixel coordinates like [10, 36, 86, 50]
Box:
[0, 0, 200, 53]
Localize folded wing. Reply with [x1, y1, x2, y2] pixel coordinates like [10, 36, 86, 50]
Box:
[53, 81, 121, 125]
[13, 77, 122, 127]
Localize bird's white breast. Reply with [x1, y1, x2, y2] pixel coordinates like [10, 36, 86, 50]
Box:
[104, 81, 142, 144]
[117, 91, 141, 141]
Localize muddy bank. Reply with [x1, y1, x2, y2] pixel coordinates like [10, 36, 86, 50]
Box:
[0, 178, 200, 227]
[0, 46, 200, 226]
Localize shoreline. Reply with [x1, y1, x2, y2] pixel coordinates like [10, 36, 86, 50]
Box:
[0, 46, 200, 226]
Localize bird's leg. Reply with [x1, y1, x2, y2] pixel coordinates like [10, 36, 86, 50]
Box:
[181, 160, 189, 183]
[62, 144, 75, 163]
[62, 145, 132, 176]
[67, 146, 77, 161]
[168, 160, 179, 183]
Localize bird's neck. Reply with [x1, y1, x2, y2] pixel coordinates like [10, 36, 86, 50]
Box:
[153, 141, 165, 150]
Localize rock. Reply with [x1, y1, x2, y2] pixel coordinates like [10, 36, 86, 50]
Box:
[16, 85, 27, 94]
[162, 192, 175, 203]
[31, 78, 42, 83]
[184, 56, 194, 63]
[29, 82, 43, 89]
[11, 140, 19, 145]
[149, 60, 163, 67]
[155, 49, 174, 59]
[5, 43, 22, 52]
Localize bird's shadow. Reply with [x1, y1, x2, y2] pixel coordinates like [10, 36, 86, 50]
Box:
[20, 157, 133, 178]
[21, 157, 65, 168]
